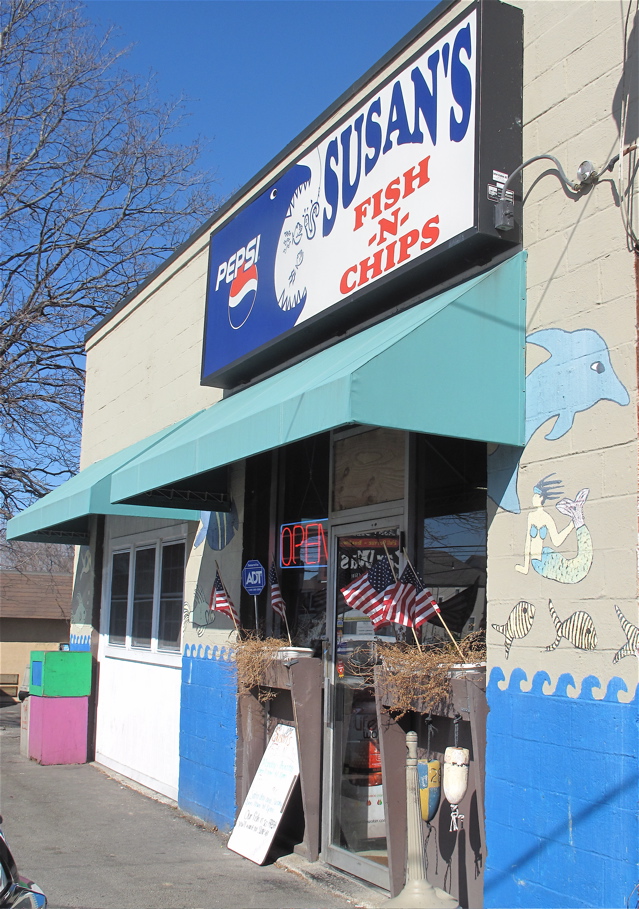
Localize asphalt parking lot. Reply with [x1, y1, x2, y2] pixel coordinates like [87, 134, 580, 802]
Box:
[0, 701, 379, 909]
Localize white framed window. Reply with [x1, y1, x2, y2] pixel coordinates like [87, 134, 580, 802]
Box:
[104, 531, 186, 659]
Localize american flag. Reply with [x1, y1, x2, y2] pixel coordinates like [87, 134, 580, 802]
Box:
[383, 563, 440, 628]
[340, 555, 395, 629]
[269, 562, 286, 619]
[209, 570, 239, 625]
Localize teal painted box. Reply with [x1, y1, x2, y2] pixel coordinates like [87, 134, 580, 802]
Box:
[29, 651, 92, 697]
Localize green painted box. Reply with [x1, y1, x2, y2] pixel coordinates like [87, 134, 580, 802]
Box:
[29, 651, 92, 698]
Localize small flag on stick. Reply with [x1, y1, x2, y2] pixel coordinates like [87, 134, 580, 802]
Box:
[269, 560, 292, 645]
[340, 555, 395, 629]
[269, 562, 286, 619]
[383, 563, 440, 628]
[401, 549, 466, 660]
[209, 569, 239, 627]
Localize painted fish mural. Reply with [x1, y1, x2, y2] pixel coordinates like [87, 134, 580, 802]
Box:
[492, 600, 536, 658]
[194, 501, 239, 551]
[612, 605, 639, 663]
[489, 328, 629, 513]
[545, 599, 597, 651]
[184, 585, 217, 636]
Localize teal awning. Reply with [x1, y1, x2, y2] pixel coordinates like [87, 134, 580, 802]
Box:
[112, 252, 526, 506]
[6, 420, 206, 544]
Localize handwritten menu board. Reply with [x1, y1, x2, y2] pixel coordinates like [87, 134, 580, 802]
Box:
[228, 723, 300, 864]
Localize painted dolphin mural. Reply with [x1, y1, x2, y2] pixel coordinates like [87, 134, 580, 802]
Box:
[525, 329, 629, 441]
[489, 328, 629, 513]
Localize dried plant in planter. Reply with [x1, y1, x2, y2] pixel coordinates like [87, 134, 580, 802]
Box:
[233, 635, 287, 702]
[348, 632, 486, 717]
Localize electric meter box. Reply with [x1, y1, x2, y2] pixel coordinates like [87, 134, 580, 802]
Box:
[29, 650, 92, 698]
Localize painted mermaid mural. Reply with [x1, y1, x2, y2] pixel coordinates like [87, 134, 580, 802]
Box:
[515, 475, 592, 583]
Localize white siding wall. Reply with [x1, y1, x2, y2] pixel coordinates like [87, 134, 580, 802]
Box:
[95, 515, 191, 800]
[95, 654, 181, 800]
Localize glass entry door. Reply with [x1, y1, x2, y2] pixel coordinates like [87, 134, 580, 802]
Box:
[322, 520, 401, 889]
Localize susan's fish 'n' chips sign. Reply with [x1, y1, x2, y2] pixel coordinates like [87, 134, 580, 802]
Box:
[202, 0, 522, 387]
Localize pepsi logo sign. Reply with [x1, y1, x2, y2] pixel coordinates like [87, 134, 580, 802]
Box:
[214, 235, 261, 330]
[228, 262, 258, 329]
[215, 235, 261, 291]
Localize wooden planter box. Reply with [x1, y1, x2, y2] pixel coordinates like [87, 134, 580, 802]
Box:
[237, 656, 324, 862]
[373, 665, 487, 905]
[236, 654, 486, 906]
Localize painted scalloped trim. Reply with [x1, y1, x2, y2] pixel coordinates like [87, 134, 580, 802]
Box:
[488, 666, 638, 703]
[553, 672, 578, 698]
[183, 643, 235, 662]
[528, 670, 552, 695]
[69, 634, 91, 652]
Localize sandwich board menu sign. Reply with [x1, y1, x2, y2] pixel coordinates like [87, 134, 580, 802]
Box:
[228, 723, 300, 864]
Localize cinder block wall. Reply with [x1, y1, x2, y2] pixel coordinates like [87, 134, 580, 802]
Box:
[81, 241, 221, 467]
[178, 646, 238, 832]
[485, 2, 638, 907]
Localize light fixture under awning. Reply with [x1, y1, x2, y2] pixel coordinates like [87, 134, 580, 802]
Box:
[6, 419, 209, 545]
[112, 253, 526, 508]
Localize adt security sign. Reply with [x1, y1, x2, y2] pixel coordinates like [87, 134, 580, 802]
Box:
[242, 560, 266, 596]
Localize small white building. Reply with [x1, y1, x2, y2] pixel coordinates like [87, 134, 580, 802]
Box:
[9, 2, 638, 906]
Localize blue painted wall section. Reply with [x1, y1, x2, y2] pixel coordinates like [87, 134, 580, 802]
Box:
[178, 644, 238, 832]
[485, 667, 639, 908]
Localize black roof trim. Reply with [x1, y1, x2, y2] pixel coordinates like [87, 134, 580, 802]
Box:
[85, 0, 456, 344]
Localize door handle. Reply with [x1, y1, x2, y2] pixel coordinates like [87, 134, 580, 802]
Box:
[324, 678, 333, 728]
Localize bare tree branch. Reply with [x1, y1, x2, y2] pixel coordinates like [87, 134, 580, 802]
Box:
[0, 0, 219, 520]
[0, 523, 75, 573]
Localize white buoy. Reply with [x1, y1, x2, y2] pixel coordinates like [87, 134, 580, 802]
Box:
[443, 747, 469, 832]
[385, 732, 459, 909]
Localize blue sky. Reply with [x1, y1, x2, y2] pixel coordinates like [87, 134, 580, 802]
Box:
[83, 1, 439, 199]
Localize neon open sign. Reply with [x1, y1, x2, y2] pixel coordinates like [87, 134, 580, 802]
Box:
[280, 520, 328, 569]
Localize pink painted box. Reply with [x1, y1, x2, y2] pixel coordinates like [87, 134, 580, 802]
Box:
[28, 696, 89, 765]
